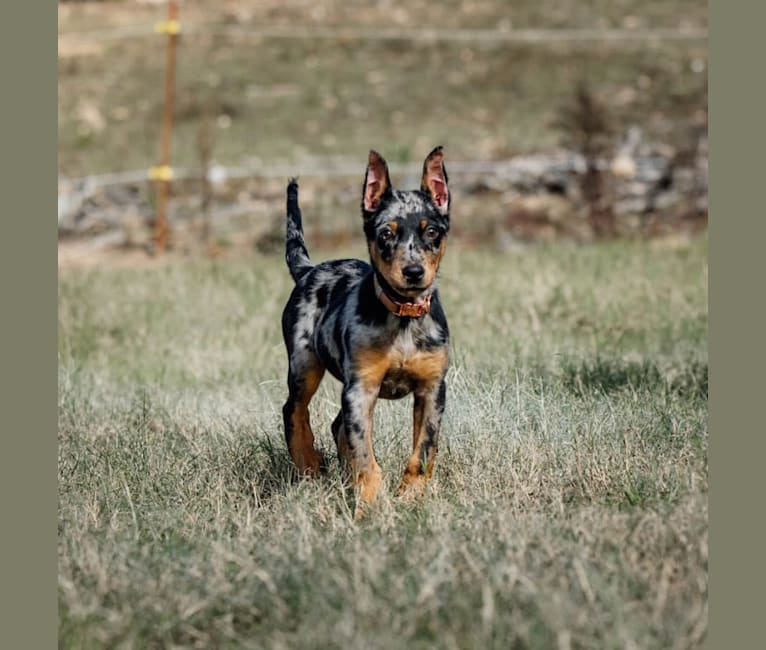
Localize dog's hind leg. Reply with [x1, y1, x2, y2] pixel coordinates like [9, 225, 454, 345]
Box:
[283, 354, 325, 476]
[330, 410, 352, 467]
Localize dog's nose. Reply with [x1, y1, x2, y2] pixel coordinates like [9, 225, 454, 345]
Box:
[402, 264, 425, 283]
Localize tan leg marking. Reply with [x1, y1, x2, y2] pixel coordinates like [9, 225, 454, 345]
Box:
[288, 366, 324, 476]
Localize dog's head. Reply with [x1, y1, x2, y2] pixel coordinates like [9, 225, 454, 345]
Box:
[361, 147, 450, 298]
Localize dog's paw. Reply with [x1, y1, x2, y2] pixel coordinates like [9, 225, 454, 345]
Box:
[352, 462, 383, 519]
[396, 472, 428, 500]
[292, 448, 323, 478]
[353, 502, 370, 522]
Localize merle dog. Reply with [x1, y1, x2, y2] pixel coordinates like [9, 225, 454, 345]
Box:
[281, 147, 450, 518]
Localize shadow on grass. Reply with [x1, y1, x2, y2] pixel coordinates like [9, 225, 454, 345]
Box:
[561, 356, 707, 400]
[228, 434, 295, 504]
[227, 433, 355, 510]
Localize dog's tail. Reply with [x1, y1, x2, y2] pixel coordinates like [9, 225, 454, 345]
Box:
[285, 178, 313, 283]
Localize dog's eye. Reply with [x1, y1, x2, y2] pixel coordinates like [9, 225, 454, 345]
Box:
[378, 228, 395, 242]
[424, 226, 439, 240]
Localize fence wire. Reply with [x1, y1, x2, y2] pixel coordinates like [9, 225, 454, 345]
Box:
[58, 154, 586, 194]
[59, 24, 707, 45]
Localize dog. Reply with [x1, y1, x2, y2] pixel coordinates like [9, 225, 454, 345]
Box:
[281, 147, 451, 518]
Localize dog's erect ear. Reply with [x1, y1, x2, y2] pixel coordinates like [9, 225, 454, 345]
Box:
[362, 150, 391, 214]
[420, 146, 449, 215]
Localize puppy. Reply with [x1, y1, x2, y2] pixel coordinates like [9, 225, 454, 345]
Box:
[281, 147, 450, 517]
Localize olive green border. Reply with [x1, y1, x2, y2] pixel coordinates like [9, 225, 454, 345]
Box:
[707, 1, 763, 648]
[0, 1, 57, 647]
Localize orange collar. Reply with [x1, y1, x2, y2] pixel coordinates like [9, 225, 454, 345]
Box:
[373, 274, 432, 318]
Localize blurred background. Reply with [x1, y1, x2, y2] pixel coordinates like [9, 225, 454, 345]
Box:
[57, 0, 707, 264]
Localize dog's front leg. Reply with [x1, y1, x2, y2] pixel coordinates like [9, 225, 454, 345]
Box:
[398, 378, 446, 497]
[341, 380, 383, 519]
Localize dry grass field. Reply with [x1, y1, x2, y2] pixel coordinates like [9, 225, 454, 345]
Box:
[58, 236, 707, 648]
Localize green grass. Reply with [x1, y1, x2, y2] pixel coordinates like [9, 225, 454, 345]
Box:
[58, 237, 708, 648]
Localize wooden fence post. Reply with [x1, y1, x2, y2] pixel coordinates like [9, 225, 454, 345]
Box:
[153, 0, 180, 255]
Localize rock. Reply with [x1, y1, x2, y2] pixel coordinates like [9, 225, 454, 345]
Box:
[611, 153, 637, 178]
[90, 230, 128, 250]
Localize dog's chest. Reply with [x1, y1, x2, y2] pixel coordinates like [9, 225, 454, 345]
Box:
[375, 328, 447, 399]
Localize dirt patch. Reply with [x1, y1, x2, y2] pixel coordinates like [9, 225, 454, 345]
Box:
[58, 240, 166, 270]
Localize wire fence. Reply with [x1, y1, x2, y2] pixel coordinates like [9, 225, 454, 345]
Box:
[57, 155, 591, 236]
[60, 23, 707, 45]
[59, 156, 581, 191]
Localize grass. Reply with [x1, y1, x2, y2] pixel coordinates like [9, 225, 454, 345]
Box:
[58, 236, 708, 648]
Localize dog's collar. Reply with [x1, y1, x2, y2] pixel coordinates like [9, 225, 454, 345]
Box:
[373, 274, 432, 318]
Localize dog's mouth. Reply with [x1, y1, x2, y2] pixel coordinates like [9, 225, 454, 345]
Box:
[394, 284, 430, 298]
[375, 269, 433, 300]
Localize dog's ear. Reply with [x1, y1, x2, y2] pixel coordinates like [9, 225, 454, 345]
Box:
[420, 146, 449, 215]
[362, 150, 391, 214]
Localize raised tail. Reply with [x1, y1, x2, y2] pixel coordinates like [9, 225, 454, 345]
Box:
[285, 178, 313, 283]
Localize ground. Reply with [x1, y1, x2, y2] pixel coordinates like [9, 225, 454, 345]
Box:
[58, 236, 708, 648]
